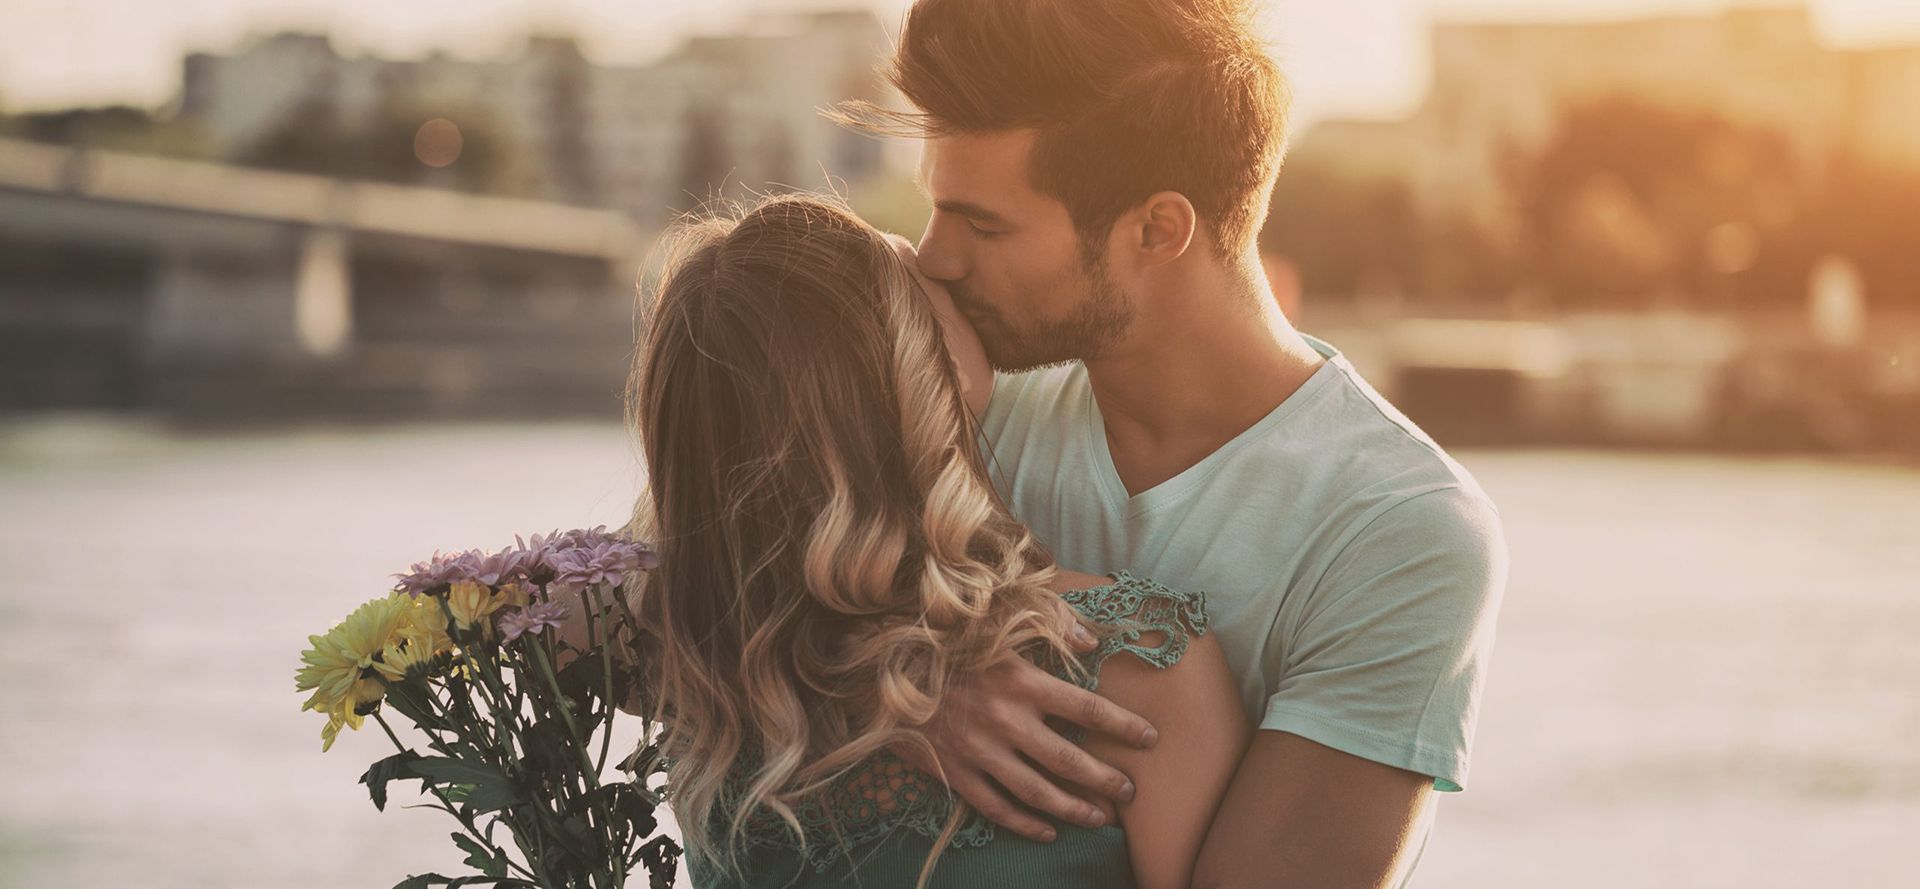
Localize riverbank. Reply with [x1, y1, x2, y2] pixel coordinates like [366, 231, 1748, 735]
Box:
[2, 421, 1914, 888]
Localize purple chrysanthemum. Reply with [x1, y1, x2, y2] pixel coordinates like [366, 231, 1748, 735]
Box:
[521, 526, 658, 596]
[472, 545, 539, 587]
[545, 545, 624, 596]
[400, 526, 657, 599]
[497, 599, 570, 644]
[393, 549, 485, 596]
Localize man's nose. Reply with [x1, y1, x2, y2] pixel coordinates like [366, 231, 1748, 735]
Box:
[914, 226, 966, 283]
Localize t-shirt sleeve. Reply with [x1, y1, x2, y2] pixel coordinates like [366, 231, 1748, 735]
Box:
[1259, 486, 1508, 792]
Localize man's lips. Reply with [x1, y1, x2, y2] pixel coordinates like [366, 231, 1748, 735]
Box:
[949, 291, 990, 321]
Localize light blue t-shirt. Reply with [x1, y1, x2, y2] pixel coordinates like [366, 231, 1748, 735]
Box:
[979, 334, 1507, 795]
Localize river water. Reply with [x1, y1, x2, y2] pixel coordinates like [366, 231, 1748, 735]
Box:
[1, 419, 1915, 888]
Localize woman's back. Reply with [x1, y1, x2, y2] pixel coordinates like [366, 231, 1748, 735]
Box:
[686, 572, 1247, 889]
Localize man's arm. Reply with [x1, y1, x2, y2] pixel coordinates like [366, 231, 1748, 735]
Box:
[1194, 486, 1508, 887]
[1192, 733, 1430, 889]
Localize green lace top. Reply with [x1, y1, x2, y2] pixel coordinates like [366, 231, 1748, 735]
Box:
[685, 571, 1211, 889]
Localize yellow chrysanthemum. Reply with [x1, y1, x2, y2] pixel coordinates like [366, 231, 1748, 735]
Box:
[446, 580, 509, 635]
[350, 674, 386, 707]
[448, 648, 478, 681]
[374, 635, 435, 682]
[500, 580, 533, 609]
[318, 701, 364, 752]
[369, 593, 456, 683]
[310, 673, 387, 752]
[295, 595, 409, 721]
[401, 592, 453, 648]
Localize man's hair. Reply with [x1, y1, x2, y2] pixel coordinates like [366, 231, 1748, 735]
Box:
[837, 0, 1290, 260]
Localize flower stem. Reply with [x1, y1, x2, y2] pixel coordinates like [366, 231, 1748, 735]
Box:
[372, 711, 544, 884]
[531, 631, 624, 885]
[372, 708, 408, 750]
[584, 584, 618, 775]
[584, 584, 632, 889]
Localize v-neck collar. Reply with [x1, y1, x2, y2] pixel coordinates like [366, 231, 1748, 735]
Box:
[1081, 335, 1344, 518]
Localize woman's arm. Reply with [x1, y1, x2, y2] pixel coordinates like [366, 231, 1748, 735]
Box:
[1084, 625, 1250, 889]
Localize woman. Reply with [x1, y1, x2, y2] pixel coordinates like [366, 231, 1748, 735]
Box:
[624, 193, 1247, 889]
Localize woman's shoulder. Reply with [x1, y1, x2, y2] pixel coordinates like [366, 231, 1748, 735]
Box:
[1063, 575, 1247, 889]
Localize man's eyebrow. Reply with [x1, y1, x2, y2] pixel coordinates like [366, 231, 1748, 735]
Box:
[933, 199, 1011, 227]
[914, 163, 1013, 226]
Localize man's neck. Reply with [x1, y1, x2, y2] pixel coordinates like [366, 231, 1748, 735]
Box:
[1082, 259, 1324, 496]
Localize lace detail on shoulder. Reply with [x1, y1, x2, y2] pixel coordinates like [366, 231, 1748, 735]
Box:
[715, 749, 995, 873]
[708, 572, 1210, 873]
[1057, 571, 1212, 690]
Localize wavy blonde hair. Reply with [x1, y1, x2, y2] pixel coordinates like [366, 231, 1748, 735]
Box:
[624, 193, 1082, 884]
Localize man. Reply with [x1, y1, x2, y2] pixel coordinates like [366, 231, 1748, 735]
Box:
[836, 1, 1508, 886]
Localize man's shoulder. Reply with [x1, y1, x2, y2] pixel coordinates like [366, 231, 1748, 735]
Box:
[1279, 350, 1495, 514]
[1190, 345, 1503, 587]
[1279, 357, 1507, 604]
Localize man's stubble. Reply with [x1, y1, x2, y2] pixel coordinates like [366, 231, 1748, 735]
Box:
[965, 253, 1135, 373]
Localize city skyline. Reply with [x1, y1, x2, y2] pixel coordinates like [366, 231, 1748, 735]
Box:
[6, 0, 1920, 130]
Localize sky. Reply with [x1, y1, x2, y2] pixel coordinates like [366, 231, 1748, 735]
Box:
[4, 0, 1920, 128]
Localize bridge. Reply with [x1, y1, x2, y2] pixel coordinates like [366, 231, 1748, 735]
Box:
[0, 137, 654, 420]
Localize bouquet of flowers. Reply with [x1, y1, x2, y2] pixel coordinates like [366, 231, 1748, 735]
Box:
[295, 526, 681, 889]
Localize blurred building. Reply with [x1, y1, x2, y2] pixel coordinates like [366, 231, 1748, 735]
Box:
[1302, 4, 1920, 232]
[0, 138, 648, 420]
[2, 9, 904, 422]
[1277, 4, 1920, 455]
[176, 9, 894, 221]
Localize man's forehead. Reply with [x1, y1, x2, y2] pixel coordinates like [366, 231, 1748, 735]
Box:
[918, 130, 1038, 204]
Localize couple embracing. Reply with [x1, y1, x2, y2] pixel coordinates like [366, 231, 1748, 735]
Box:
[619, 1, 1507, 887]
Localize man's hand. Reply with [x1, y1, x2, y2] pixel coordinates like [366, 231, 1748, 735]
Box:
[892, 601, 1159, 842]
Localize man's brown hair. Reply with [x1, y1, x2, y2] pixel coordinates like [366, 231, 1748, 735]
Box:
[837, 0, 1290, 260]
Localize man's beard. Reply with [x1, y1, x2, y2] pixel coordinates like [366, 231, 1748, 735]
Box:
[963, 253, 1134, 373]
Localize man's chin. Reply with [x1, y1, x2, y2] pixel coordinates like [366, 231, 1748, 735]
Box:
[981, 338, 1078, 374]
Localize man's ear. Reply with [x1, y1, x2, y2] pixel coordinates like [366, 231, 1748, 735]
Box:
[1131, 191, 1197, 268]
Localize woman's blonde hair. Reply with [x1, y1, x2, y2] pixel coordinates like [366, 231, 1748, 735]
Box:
[624, 193, 1081, 884]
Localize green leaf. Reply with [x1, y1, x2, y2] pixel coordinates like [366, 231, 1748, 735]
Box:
[617, 743, 667, 779]
[518, 716, 568, 774]
[409, 756, 522, 815]
[554, 651, 612, 710]
[359, 750, 424, 812]
[410, 756, 509, 787]
[462, 780, 518, 816]
[559, 813, 598, 857]
[393, 871, 533, 887]
[450, 832, 505, 878]
[589, 782, 659, 839]
[637, 835, 682, 889]
[382, 680, 438, 726]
